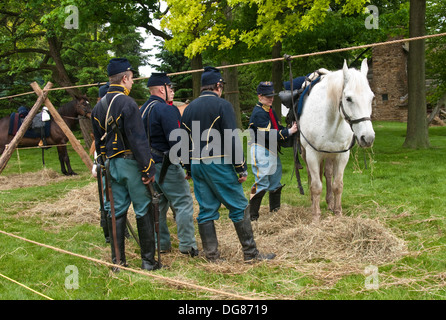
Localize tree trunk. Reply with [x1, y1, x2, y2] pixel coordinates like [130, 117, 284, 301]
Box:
[47, 35, 82, 99]
[222, 64, 242, 129]
[403, 0, 430, 149]
[272, 41, 283, 119]
[191, 54, 203, 99]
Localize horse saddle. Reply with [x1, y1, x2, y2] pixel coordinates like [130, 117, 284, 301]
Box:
[9, 110, 51, 139]
[279, 68, 330, 120]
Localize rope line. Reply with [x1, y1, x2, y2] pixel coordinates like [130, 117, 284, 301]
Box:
[0, 32, 445, 101]
[0, 229, 259, 300]
[0, 272, 54, 300]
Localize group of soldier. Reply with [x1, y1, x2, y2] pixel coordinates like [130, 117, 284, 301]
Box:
[91, 58, 298, 271]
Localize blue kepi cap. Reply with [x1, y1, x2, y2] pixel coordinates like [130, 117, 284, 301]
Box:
[201, 66, 225, 86]
[107, 58, 137, 77]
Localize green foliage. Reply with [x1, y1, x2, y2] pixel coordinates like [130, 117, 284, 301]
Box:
[0, 0, 160, 114]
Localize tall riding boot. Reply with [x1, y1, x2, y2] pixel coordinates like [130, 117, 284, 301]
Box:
[198, 220, 221, 262]
[269, 185, 284, 212]
[249, 190, 266, 221]
[107, 213, 128, 271]
[136, 210, 161, 271]
[233, 209, 276, 262]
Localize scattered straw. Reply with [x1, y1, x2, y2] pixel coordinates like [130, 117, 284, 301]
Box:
[0, 168, 72, 191]
[5, 169, 409, 291]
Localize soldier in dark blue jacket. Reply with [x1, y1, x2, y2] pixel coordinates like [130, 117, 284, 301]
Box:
[181, 66, 275, 262]
[140, 73, 198, 257]
[248, 82, 297, 221]
[91, 58, 159, 271]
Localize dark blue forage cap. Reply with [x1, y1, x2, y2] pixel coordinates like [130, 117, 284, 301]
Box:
[201, 66, 225, 86]
[107, 58, 137, 77]
[147, 72, 172, 87]
[98, 82, 110, 98]
[256, 81, 276, 96]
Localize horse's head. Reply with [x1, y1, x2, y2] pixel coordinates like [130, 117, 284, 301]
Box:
[76, 95, 92, 119]
[341, 59, 375, 148]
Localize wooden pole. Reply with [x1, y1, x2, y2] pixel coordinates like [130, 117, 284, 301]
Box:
[0, 82, 52, 174]
[30, 82, 93, 172]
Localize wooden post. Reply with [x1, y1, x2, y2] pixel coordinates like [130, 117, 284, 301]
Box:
[30, 82, 93, 172]
[0, 82, 53, 174]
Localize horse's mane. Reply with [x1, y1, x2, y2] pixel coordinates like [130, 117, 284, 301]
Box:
[58, 99, 77, 116]
[325, 70, 344, 109]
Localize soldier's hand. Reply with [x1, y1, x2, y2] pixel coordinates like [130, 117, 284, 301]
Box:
[142, 176, 155, 185]
[185, 171, 191, 180]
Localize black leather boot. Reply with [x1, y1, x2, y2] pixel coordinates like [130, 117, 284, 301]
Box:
[198, 220, 221, 262]
[233, 210, 276, 262]
[136, 210, 161, 271]
[249, 190, 266, 221]
[269, 185, 284, 212]
[101, 210, 110, 243]
[107, 213, 128, 272]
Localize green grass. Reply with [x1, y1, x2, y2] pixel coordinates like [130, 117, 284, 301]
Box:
[0, 121, 445, 300]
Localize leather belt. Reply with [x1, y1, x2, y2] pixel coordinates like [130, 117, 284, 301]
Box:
[114, 152, 135, 160]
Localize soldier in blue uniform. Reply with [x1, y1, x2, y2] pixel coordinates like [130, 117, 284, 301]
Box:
[248, 81, 298, 221]
[91, 58, 160, 271]
[181, 66, 275, 262]
[140, 72, 198, 257]
[92, 82, 111, 243]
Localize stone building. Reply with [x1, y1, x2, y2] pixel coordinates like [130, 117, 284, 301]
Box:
[369, 37, 409, 122]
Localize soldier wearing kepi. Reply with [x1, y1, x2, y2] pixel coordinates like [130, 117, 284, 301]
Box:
[91, 58, 160, 271]
[248, 82, 298, 221]
[140, 72, 199, 257]
[181, 66, 275, 262]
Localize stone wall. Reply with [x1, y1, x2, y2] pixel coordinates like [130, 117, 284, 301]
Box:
[369, 37, 409, 122]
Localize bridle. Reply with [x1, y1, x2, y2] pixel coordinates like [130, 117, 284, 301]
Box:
[339, 99, 372, 130]
[300, 99, 371, 154]
[61, 99, 91, 120]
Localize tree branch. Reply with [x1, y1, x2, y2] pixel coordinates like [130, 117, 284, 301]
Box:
[139, 24, 172, 41]
[0, 48, 50, 58]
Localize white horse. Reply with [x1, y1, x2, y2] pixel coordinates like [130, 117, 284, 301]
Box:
[299, 59, 375, 223]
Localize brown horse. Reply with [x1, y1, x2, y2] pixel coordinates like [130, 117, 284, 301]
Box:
[0, 97, 92, 175]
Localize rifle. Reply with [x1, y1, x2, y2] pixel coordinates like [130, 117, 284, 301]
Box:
[103, 160, 120, 266]
[96, 164, 109, 241]
[146, 182, 161, 267]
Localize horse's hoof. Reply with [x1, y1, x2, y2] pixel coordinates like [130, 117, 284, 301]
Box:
[70, 172, 78, 176]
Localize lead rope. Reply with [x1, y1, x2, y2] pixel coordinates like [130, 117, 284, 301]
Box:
[284, 54, 305, 195]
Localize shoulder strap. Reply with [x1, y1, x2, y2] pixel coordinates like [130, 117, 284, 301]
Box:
[141, 100, 159, 146]
[100, 93, 124, 141]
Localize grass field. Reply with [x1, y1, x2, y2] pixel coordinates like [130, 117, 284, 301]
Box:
[0, 121, 445, 301]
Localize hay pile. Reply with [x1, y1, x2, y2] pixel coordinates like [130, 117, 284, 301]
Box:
[238, 204, 406, 265]
[0, 168, 71, 190]
[15, 175, 407, 279]
[19, 179, 103, 227]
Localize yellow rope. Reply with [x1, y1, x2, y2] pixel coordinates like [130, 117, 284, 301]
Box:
[0, 272, 54, 300]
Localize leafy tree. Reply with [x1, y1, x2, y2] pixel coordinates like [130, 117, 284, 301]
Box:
[0, 0, 165, 115]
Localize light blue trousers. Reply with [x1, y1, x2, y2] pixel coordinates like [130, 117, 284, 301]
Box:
[250, 144, 282, 193]
[154, 163, 197, 252]
[191, 162, 248, 224]
[108, 158, 151, 219]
